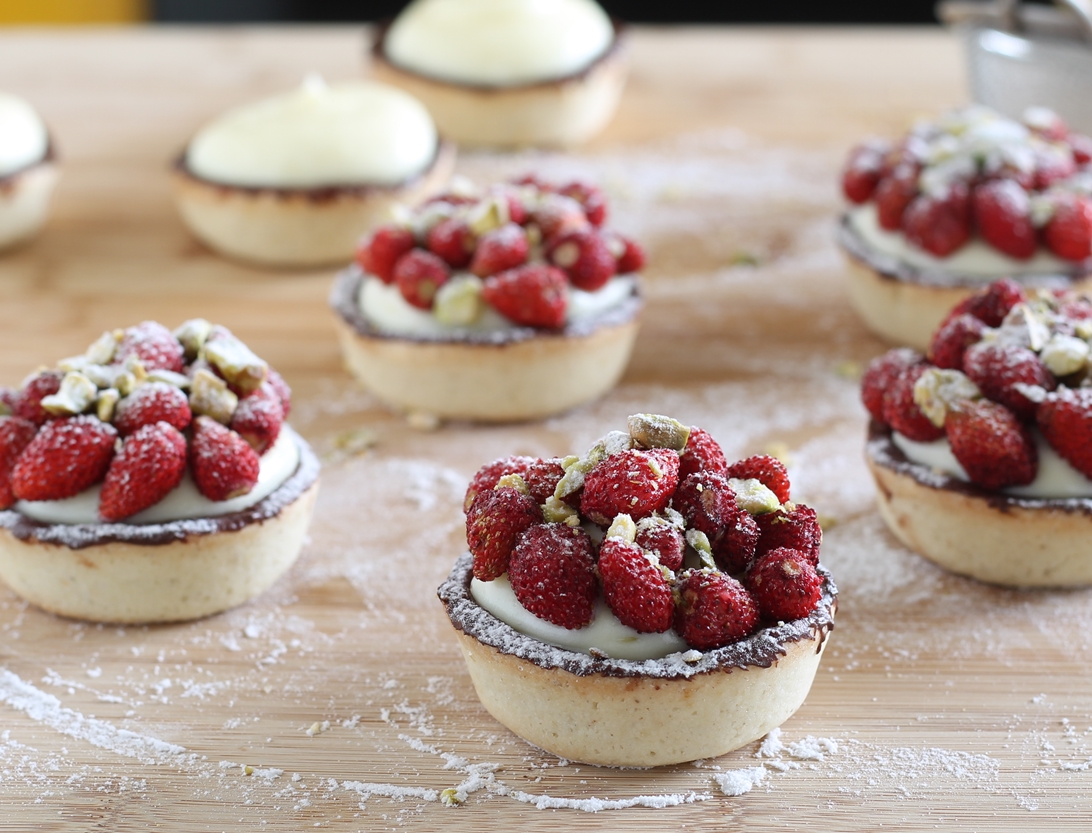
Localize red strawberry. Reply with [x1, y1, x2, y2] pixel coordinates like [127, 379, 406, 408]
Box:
[355, 224, 415, 284]
[99, 422, 187, 521]
[725, 455, 791, 504]
[465, 486, 542, 581]
[0, 386, 19, 414]
[188, 415, 260, 501]
[229, 382, 284, 453]
[972, 179, 1037, 259]
[507, 523, 597, 629]
[673, 569, 759, 650]
[963, 342, 1055, 422]
[635, 515, 685, 572]
[946, 399, 1037, 489]
[754, 503, 822, 565]
[113, 382, 192, 437]
[265, 367, 292, 418]
[426, 217, 475, 269]
[902, 182, 971, 258]
[874, 162, 920, 230]
[1037, 387, 1092, 479]
[481, 264, 568, 329]
[14, 370, 63, 425]
[928, 313, 987, 370]
[1070, 133, 1092, 166]
[524, 457, 566, 505]
[713, 508, 761, 574]
[861, 348, 924, 423]
[11, 415, 117, 501]
[558, 181, 608, 226]
[394, 249, 450, 310]
[0, 416, 37, 508]
[463, 455, 536, 512]
[1024, 107, 1069, 142]
[882, 363, 945, 442]
[672, 471, 736, 541]
[1043, 194, 1092, 262]
[547, 228, 617, 292]
[530, 193, 589, 238]
[677, 426, 729, 479]
[598, 537, 674, 633]
[614, 235, 647, 274]
[580, 447, 680, 525]
[841, 140, 889, 204]
[745, 548, 823, 622]
[945, 278, 1027, 328]
[1033, 145, 1077, 190]
[470, 223, 529, 278]
[115, 321, 185, 373]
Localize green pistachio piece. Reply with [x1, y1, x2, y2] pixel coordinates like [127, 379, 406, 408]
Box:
[189, 368, 238, 424]
[542, 495, 580, 526]
[40, 372, 98, 416]
[96, 388, 120, 423]
[433, 275, 484, 326]
[174, 318, 213, 361]
[605, 513, 637, 543]
[85, 330, 121, 365]
[727, 478, 781, 515]
[203, 334, 267, 394]
[685, 529, 717, 570]
[627, 414, 691, 452]
[496, 473, 530, 495]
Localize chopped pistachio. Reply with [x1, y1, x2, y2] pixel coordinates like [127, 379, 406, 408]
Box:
[57, 355, 91, 373]
[328, 427, 378, 460]
[542, 495, 580, 525]
[81, 364, 115, 389]
[203, 334, 267, 394]
[433, 275, 484, 326]
[173, 318, 213, 361]
[685, 528, 716, 570]
[661, 506, 685, 529]
[115, 354, 148, 396]
[440, 788, 464, 807]
[85, 330, 121, 365]
[189, 368, 238, 424]
[96, 388, 120, 423]
[605, 513, 637, 543]
[554, 432, 629, 500]
[465, 195, 508, 236]
[146, 368, 191, 389]
[912, 367, 981, 428]
[727, 478, 781, 515]
[243, 765, 254, 776]
[496, 473, 530, 495]
[40, 372, 98, 416]
[1076, 318, 1092, 341]
[1041, 334, 1090, 377]
[681, 649, 703, 663]
[627, 413, 690, 451]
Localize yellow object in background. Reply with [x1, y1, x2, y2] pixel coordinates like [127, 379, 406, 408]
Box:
[0, 0, 147, 23]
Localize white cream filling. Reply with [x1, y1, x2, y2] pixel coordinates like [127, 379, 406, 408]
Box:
[848, 203, 1071, 279]
[15, 429, 300, 525]
[471, 574, 688, 661]
[384, 0, 614, 86]
[186, 77, 437, 188]
[892, 429, 1092, 498]
[0, 93, 48, 177]
[359, 272, 635, 336]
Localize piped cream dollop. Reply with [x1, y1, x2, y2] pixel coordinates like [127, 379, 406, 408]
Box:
[186, 77, 438, 188]
[471, 574, 688, 661]
[0, 93, 48, 178]
[15, 429, 300, 525]
[384, 0, 614, 87]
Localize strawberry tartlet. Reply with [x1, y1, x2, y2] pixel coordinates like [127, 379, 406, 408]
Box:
[438, 414, 836, 766]
[839, 105, 1092, 350]
[371, 0, 626, 147]
[863, 279, 1092, 586]
[0, 92, 58, 251]
[0, 320, 319, 623]
[173, 75, 454, 267]
[330, 175, 643, 422]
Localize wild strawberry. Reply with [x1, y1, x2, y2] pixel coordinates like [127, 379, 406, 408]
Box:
[426, 217, 475, 269]
[463, 455, 536, 513]
[862, 349, 924, 423]
[614, 235, 646, 274]
[0, 387, 19, 414]
[11, 415, 117, 501]
[99, 422, 187, 521]
[1037, 387, 1092, 479]
[928, 313, 986, 370]
[599, 537, 674, 633]
[902, 182, 971, 258]
[470, 223, 529, 278]
[524, 457, 566, 505]
[481, 264, 568, 328]
[874, 162, 920, 230]
[972, 179, 1037, 259]
[188, 415, 260, 501]
[14, 370, 63, 425]
[754, 503, 822, 565]
[946, 399, 1037, 490]
[1024, 107, 1069, 142]
[1033, 145, 1077, 190]
[530, 193, 589, 239]
[945, 278, 1026, 328]
[465, 486, 542, 581]
[230, 383, 284, 453]
[745, 548, 823, 622]
[677, 425, 729, 479]
[581, 447, 680, 525]
[508, 523, 597, 629]
[963, 342, 1055, 422]
[1070, 133, 1092, 166]
[1043, 194, 1092, 262]
[113, 381, 192, 437]
[841, 140, 889, 204]
[882, 363, 945, 442]
[394, 249, 450, 310]
[672, 471, 736, 540]
[355, 224, 415, 283]
[714, 509, 761, 574]
[673, 569, 759, 650]
[115, 321, 185, 373]
[546, 228, 617, 291]
[725, 455, 791, 504]
[265, 367, 292, 418]
[558, 181, 608, 226]
[635, 515, 685, 572]
[0, 416, 37, 509]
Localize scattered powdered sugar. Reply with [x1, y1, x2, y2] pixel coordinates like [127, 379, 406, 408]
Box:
[714, 766, 767, 796]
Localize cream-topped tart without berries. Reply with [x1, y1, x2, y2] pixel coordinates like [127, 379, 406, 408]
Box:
[839, 105, 1092, 350]
[438, 414, 836, 767]
[0, 92, 58, 251]
[173, 75, 454, 267]
[0, 320, 319, 623]
[371, 0, 626, 147]
[330, 174, 644, 422]
[863, 279, 1092, 587]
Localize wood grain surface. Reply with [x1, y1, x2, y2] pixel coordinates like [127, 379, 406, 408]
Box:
[2, 25, 1090, 832]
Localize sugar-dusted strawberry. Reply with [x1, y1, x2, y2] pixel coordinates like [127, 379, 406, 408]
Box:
[725, 455, 790, 504]
[466, 486, 543, 581]
[902, 182, 971, 258]
[972, 179, 1037, 259]
[672, 470, 736, 540]
[841, 140, 889, 204]
[0, 387, 18, 415]
[928, 313, 987, 371]
[558, 181, 608, 226]
[1037, 387, 1092, 479]
[470, 223, 529, 278]
[1024, 106, 1069, 142]
[507, 522, 597, 629]
[394, 249, 450, 310]
[581, 447, 680, 525]
[1070, 133, 1092, 166]
[530, 193, 589, 239]
[265, 367, 292, 418]
[113, 381, 192, 437]
[677, 425, 729, 479]
[874, 162, 920, 230]
[1043, 193, 1092, 262]
[1033, 144, 1077, 191]
[635, 514, 685, 572]
[0, 416, 37, 509]
[230, 382, 284, 453]
[861, 348, 923, 424]
[673, 569, 759, 650]
[963, 342, 1055, 422]
[463, 455, 536, 512]
[14, 370, 63, 425]
[524, 457, 566, 505]
[714, 509, 761, 574]
[945, 278, 1027, 328]
[745, 548, 823, 622]
[546, 228, 617, 292]
[11, 415, 117, 501]
[598, 537, 674, 633]
[426, 217, 475, 269]
[882, 363, 945, 442]
[188, 415, 260, 502]
[355, 224, 415, 284]
[99, 421, 187, 521]
[614, 235, 646, 274]
[115, 321, 185, 373]
[754, 503, 821, 565]
[946, 399, 1037, 490]
[481, 264, 568, 329]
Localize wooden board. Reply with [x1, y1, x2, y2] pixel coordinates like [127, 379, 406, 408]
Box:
[4, 24, 1092, 831]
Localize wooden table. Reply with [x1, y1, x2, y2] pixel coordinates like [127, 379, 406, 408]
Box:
[3, 25, 1089, 831]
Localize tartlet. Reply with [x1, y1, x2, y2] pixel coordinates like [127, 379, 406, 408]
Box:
[439, 414, 836, 766]
[371, 0, 626, 148]
[172, 76, 454, 268]
[839, 105, 1092, 350]
[0, 92, 58, 251]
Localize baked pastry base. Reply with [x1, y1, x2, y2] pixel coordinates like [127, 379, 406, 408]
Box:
[439, 553, 836, 767]
[0, 159, 58, 251]
[0, 430, 320, 623]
